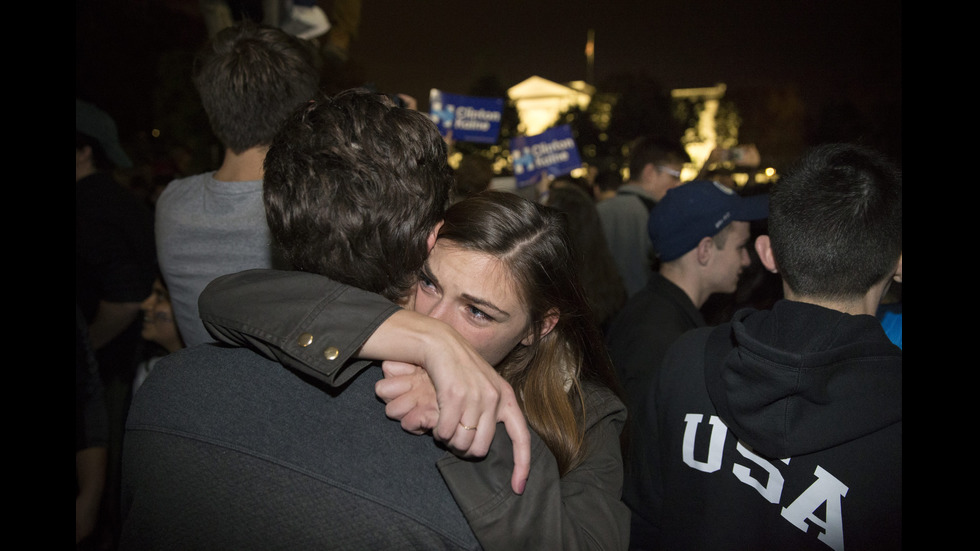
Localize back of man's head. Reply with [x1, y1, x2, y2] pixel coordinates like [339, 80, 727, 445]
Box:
[453, 153, 494, 200]
[769, 143, 902, 300]
[594, 169, 624, 194]
[193, 20, 320, 154]
[264, 88, 453, 302]
[627, 136, 690, 182]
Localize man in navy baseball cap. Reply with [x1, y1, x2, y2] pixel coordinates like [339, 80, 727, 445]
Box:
[605, 179, 769, 540]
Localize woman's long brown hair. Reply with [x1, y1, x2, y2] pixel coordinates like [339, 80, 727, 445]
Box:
[438, 191, 622, 476]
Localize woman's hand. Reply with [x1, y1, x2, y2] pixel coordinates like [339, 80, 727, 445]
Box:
[377, 360, 530, 495]
[364, 310, 530, 495]
[376, 361, 438, 435]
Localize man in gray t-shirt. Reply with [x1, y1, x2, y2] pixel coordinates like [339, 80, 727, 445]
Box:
[156, 174, 288, 346]
[155, 21, 317, 346]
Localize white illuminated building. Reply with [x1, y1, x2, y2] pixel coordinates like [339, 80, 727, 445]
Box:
[507, 76, 594, 137]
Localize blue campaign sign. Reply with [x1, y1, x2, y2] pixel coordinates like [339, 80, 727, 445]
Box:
[428, 89, 504, 144]
[509, 125, 583, 189]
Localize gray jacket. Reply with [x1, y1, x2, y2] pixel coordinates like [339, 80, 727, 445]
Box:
[199, 269, 631, 550]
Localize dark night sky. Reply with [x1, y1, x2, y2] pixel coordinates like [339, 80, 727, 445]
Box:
[354, 1, 901, 109]
[77, 0, 902, 157]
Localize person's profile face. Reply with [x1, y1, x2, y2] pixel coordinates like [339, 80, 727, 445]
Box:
[413, 240, 535, 367]
[710, 221, 753, 294]
[140, 278, 178, 346]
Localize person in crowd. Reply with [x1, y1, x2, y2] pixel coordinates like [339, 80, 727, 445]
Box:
[197, 0, 361, 87]
[76, 99, 158, 367]
[120, 89, 530, 549]
[132, 276, 185, 395]
[546, 178, 628, 333]
[877, 280, 902, 349]
[694, 144, 762, 187]
[593, 168, 624, 202]
[607, 180, 769, 408]
[451, 153, 494, 203]
[596, 136, 690, 297]
[604, 180, 768, 543]
[630, 143, 902, 550]
[76, 98, 157, 548]
[154, 20, 320, 347]
[374, 191, 630, 548]
[76, 305, 108, 549]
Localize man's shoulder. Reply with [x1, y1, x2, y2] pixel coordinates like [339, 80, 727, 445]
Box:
[598, 188, 644, 208]
[597, 188, 652, 221]
[129, 345, 266, 410]
[127, 344, 381, 455]
[611, 283, 689, 331]
[155, 172, 214, 222]
[157, 172, 212, 198]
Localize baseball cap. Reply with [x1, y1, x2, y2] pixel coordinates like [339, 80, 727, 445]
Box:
[648, 180, 768, 262]
[76, 99, 132, 169]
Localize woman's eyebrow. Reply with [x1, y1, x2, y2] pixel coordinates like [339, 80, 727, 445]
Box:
[461, 293, 511, 319]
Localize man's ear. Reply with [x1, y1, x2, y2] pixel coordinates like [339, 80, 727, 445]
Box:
[695, 236, 714, 265]
[892, 254, 902, 283]
[426, 220, 444, 254]
[521, 308, 559, 346]
[755, 234, 778, 273]
[639, 162, 657, 183]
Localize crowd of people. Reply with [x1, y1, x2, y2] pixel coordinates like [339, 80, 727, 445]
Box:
[77, 13, 902, 551]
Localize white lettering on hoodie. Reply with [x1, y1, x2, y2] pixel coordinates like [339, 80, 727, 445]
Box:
[681, 414, 850, 550]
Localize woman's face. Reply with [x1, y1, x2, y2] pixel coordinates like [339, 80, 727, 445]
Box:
[140, 278, 179, 346]
[414, 240, 536, 366]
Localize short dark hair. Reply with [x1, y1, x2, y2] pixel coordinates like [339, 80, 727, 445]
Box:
[593, 169, 624, 193]
[627, 136, 690, 182]
[263, 89, 453, 301]
[769, 143, 902, 299]
[192, 20, 320, 153]
[452, 153, 494, 201]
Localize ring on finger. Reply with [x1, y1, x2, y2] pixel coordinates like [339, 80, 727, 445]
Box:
[459, 421, 478, 431]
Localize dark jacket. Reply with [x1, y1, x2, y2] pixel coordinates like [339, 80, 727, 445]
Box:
[605, 272, 707, 545]
[632, 300, 902, 550]
[199, 269, 631, 550]
[605, 271, 705, 415]
[121, 344, 481, 550]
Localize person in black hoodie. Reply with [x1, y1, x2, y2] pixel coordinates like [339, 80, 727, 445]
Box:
[630, 142, 902, 551]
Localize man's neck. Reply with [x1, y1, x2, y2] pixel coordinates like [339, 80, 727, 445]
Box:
[782, 283, 887, 317]
[659, 263, 707, 309]
[213, 146, 268, 182]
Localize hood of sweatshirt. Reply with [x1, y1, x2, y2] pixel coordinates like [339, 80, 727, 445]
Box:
[704, 300, 902, 459]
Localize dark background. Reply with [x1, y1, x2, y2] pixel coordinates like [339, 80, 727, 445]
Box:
[76, 0, 902, 177]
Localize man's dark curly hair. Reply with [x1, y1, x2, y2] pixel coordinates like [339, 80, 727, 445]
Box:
[264, 88, 453, 302]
